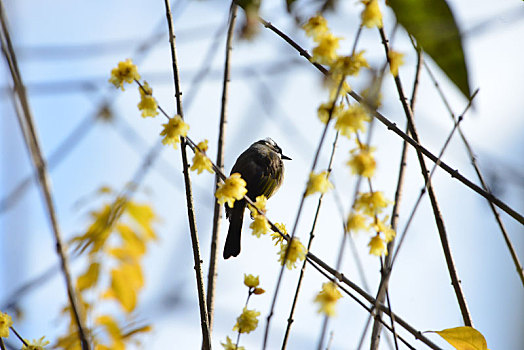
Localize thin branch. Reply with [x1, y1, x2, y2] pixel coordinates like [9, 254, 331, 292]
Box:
[424, 60, 524, 287]
[162, 1, 211, 349]
[206, 2, 238, 335]
[258, 16, 524, 225]
[0, 2, 90, 348]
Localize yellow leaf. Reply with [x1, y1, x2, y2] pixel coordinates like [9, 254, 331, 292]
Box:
[108, 267, 137, 312]
[76, 262, 100, 291]
[96, 315, 122, 340]
[126, 202, 157, 240]
[431, 326, 488, 350]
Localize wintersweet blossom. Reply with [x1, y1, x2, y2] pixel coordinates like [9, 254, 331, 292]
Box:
[191, 140, 213, 174]
[250, 215, 271, 238]
[109, 59, 140, 90]
[302, 15, 329, 41]
[305, 171, 333, 197]
[248, 195, 268, 217]
[271, 222, 287, 245]
[335, 104, 371, 138]
[0, 311, 13, 337]
[233, 307, 260, 334]
[361, 0, 383, 28]
[368, 234, 387, 256]
[221, 336, 245, 350]
[346, 212, 368, 233]
[22, 336, 50, 350]
[347, 145, 376, 178]
[330, 51, 369, 77]
[215, 173, 248, 208]
[388, 50, 405, 77]
[244, 274, 260, 288]
[137, 82, 159, 118]
[311, 33, 341, 65]
[372, 216, 396, 242]
[317, 102, 343, 124]
[159, 115, 189, 149]
[314, 282, 342, 316]
[354, 191, 390, 216]
[278, 237, 307, 269]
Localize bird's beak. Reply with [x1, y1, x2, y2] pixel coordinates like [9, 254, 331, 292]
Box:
[282, 154, 292, 160]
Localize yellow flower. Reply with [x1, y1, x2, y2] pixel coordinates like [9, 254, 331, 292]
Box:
[137, 82, 159, 118]
[191, 140, 213, 174]
[368, 234, 387, 256]
[271, 222, 287, 245]
[324, 73, 352, 101]
[233, 307, 260, 334]
[216, 173, 248, 208]
[305, 171, 333, 197]
[278, 237, 307, 269]
[0, 311, 13, 337]
[302, 15, 329, 41]
[372, 216, 396, 242]
[347, 145, 376, 178]
[317, 102, 343, 124]
[250, 215, 271, 238]
[346, 212, 368, 233]
[248, 195, 268, 217]
[388, 50, 405, 77]
[314, 282, 342, 316]
[330, 51, 369, 77]
[244, 274, 260, 288]
[109, 59, 140, 90]
[160, 115, 189, 149]
[22, 336, 50, 350]
[311, 33, 341, 65]
[354, 191, 390, 216]
[361, 0, 383, 28]
[334, 104, 371, 138]
[221, 336, 245, 350]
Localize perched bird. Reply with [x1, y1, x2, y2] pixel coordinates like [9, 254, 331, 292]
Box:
[223, 138, 291, 259]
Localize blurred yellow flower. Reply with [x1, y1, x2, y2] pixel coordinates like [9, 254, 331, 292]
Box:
[335, 104, 371, 139]
[271, 222, 287, 245]
[22, 336, 50, 350]
[221, 336, 245, 350]
[160, 115, 189, 149]
[233, 307, 260, 334]
[317, 102, 344, 124]
[305, 171, 333, 197]
[0, 311, 13, 337]
[372, 216, 396, 242]
[314, 282, 342, 316]
[361, 0, 383, 28]
[330, 51, 369, 77]
[388, 50, 405, 77]
[191, 140, 213, 174]
[137, 82, 158, 118]
[216, 173, 248, 208]
[302, 15, 329, 41]
[354, 191, 390, 216]
[109, 59, 140, 90]
[312, 33, 341, 65]
[347, 145, 376, 178]
[346, 212, 368, 233]
[278, 237, 307, 269]
[368, 234, 387, 256]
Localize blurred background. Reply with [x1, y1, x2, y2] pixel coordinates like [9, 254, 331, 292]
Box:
[1, 0, 523, 349]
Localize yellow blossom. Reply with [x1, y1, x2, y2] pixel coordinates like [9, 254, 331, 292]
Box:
[244, 274, 260, 288]
[250, 215, 271, 238]
[346, 212, 368, 233]
[221, 336, 245, 350]
[388, 50, 405, 77]
[109, 59, 140, 90]
[314, 282, 342, 316]
[354, 191, 390, 216]
[330, 51, 369, 77]
[191, 140, 213, 174]
[248, 195, 268, 217]
[0, 311, 13, 337]
[317, 102, 343, 124]
[137, 82, 158, 118]
[271, 222, 287, 245]
[334, 104, 371, 138]
[253, 287, 265, 295]
[361, 0, 383, 28]
[278, 237, 307, 269]
[302, 15, 329, 41]
[305, 171, 333, 197]
[368, 234, 387, 256]
[160, 115, 189, 149]
[22, 336, 50, 350]
[372, 216, 396, 242]
[324, 73, 352, 101]
[347, 145, 376, 178]
[216, 173, 248, 208]
[233, 307, 260, 334]
[311, 33, 341, 65]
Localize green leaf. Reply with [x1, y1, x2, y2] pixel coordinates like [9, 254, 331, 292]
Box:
[429, 326, 489, 350]
[388, 0, 471, 99]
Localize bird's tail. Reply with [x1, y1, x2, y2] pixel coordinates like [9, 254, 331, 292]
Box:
[223, 202, 245, 259]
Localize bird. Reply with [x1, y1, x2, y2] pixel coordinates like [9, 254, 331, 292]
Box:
[223, 138, 291, 259]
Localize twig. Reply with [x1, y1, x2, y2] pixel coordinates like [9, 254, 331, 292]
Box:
[378, 25, 473, 327]
[0, 2, 90, 348]
[258, 16, 524, 225]
[370, 43, 423, 350]
[424, 61, 524, 287]
[206, 2, 238, 335]
[162, 1, 211, 349]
